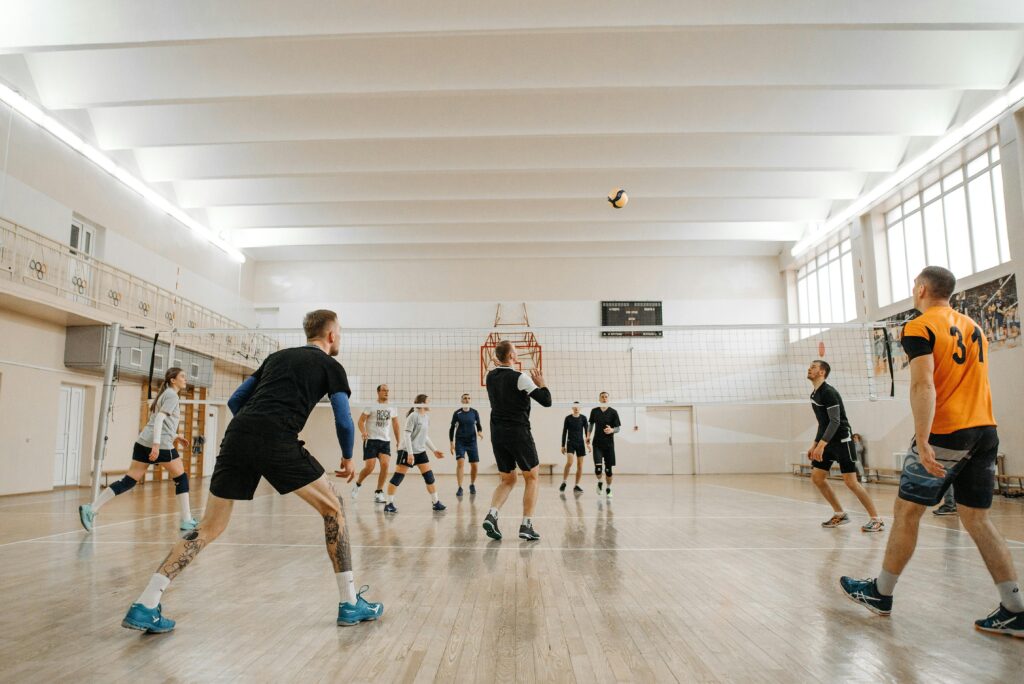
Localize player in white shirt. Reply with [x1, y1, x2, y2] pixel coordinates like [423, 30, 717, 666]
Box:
[353, 384, 401, 503]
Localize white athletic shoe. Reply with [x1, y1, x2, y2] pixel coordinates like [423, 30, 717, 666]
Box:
[351, 484, 360, 500]
[374, 491, 386, 504]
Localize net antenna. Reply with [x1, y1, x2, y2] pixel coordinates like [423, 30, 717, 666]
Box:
[480, 303, 543, 386]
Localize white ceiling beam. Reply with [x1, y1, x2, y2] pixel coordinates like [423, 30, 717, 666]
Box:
[135, 134, 910, 180]
[27, 30, 1023, 108]
[90, 88, 962, 148]
[208, 198, 831, 229]
[3, 0, 1023, 50]
[243, 240, 784, 262]
[174, 170, 866, 207]
[231, 222, 806, 248]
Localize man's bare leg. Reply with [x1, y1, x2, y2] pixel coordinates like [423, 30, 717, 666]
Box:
[375, 455, 390, 492]
[842, 472, 880, 518]
[522, 467, 539, 517]
[811, 468, 843, 512]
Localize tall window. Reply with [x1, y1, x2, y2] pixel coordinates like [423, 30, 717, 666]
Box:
[69, 219, 96, 257]
[796, 237, 857, 327]
[880, 142, 1008, 306]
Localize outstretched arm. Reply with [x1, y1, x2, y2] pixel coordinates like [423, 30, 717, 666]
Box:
[227, 376, 257, 415]
[329, 392, 355, 460]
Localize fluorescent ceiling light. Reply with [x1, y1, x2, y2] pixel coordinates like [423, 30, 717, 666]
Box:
[792, 80, 1024, 258]
[0, 81, 246, 263]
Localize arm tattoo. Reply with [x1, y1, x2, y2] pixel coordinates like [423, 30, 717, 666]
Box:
[324, 495, 353, 573]
[158, 535, 206, 580]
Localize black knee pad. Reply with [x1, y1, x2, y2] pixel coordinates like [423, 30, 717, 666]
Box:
[422, 470, 436, 486]
[172, 473, 189, 495]
[389, 472, 405, 487]
[110, 476, 137, 495]
[604, 465, 614, 477]
[595, 464, 603, 477]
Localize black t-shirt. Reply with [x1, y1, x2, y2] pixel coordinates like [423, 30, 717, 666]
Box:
[486, 366, 552, 428]
[809, 382, 851, 444]
[236, 345, 351, 436]
[562, 414, 589, 446]
[588, 407, 621, 444]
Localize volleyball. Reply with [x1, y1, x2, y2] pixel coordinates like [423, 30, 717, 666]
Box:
[607, 188, 628, 208]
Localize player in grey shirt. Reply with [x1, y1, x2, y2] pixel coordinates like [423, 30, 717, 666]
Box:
[383, 394, 446, 513]
[79, 367, 197, 533]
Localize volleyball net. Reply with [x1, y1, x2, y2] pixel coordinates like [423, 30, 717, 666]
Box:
[150, 323, 894, 409]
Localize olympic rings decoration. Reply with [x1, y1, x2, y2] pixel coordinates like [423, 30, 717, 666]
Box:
[28, 259, 47, 280]
[138, 301, 151, 315]
[107, 289, 123, 306]
[71, 275, 88, 294]
[188, 320, 196, 328]
[165, 311, 176, 323]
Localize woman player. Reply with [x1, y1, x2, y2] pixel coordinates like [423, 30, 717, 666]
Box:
[384, 394, 446, 513]
[79, 367, 197, 533]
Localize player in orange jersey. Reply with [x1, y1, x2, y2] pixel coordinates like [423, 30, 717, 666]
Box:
[841, 266, 1023, 636]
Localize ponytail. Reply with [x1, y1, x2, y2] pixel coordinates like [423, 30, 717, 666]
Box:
[407, 393, 429, 417]
[151, 367, 183, 413]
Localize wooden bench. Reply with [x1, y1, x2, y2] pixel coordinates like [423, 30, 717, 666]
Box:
[535, 463, 557, 477]
[997, 474, 1024, 496]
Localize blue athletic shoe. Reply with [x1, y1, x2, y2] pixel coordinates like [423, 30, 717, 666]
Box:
[839, 577, 892, 616]
[337, 585, 384, 626]
[383, 502, 397, 513]
[432, 500, 447, 511]
[179, 518, 199, 532]
[122, 603, 175, 633]
[456, 487, 464, 497]
[78, 504, 95, 532]
[975, 604, 1024, 637]
[469, 484, 476, 495]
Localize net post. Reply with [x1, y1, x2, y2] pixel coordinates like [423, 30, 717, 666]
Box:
[865, 327, 878, 401]
[89, 322, 120, 503]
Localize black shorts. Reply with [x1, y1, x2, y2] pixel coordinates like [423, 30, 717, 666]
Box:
[454, 440, 480, 463]
[811, 441, 858, 474]
[899, 426, 999, 509]
[565, 441, 586, 457]
[396, 450, 430, 468]
[210, 419, 325, 500]
[491, 424, 540, 473]
[363, 439, 391, 460]
[593, 442, 616, 467]
[131, 442, 180, 464]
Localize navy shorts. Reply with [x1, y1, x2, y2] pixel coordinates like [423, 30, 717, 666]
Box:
[131, 442, 180, 464]
[397, 450, 430, 468]
[363, 439, 391, 460]
[565, 440, 586, 457]
[454, 440, 479, 463]
[898, 426, 998, 509]
[811, 441, 858, 474]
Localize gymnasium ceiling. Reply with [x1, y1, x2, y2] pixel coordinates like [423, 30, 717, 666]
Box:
[2, 1, 1024, 262]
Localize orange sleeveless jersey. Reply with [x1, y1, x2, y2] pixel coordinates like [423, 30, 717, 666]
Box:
[901, 306, 995, 434]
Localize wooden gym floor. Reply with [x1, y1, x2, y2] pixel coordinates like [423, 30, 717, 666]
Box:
[1, 474, 1023, 683]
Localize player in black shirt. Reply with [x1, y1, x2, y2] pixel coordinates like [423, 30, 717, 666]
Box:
[120, 310, 383, 635]
[588, 392, 621, 498]
[481, 340, 552, 541]
[560, 402, 589, 494]
[806, 360, 883, 532]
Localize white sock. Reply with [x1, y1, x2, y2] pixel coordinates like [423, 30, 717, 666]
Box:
[137, 573, 171, 609]
[387, 494, 395, 504]
[431, 492, 439, 503]
[522, 517, 531, 526]
[561, 480, 567, 486]
[488, 507, 499, 518]
[176, 493, 192, 523]
[91, 486, 116, 512]
[336, 570, 357, 604]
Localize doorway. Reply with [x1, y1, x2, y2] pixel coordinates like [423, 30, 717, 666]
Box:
[645, 407, 695, 475]
[54, 385, 86, 486]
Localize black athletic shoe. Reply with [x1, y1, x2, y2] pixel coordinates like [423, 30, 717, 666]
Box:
[482, 513, 502, 540]
[559, 482, 567, 492]
[573, 485, 584, 494]
[975, 604, 1024, 637]
[519, 523, 540, 541]
[597, 482, 603, 493]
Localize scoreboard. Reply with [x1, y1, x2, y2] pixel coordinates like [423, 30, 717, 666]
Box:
[601, 301, 663, 337]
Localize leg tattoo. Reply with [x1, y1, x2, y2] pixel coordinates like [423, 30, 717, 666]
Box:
[325, 495, 353, 573]
[158, 534, 206, 580]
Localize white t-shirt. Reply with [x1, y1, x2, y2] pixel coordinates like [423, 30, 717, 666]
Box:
[137, 390, 180, 450]
[362, 404, 398, 442]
